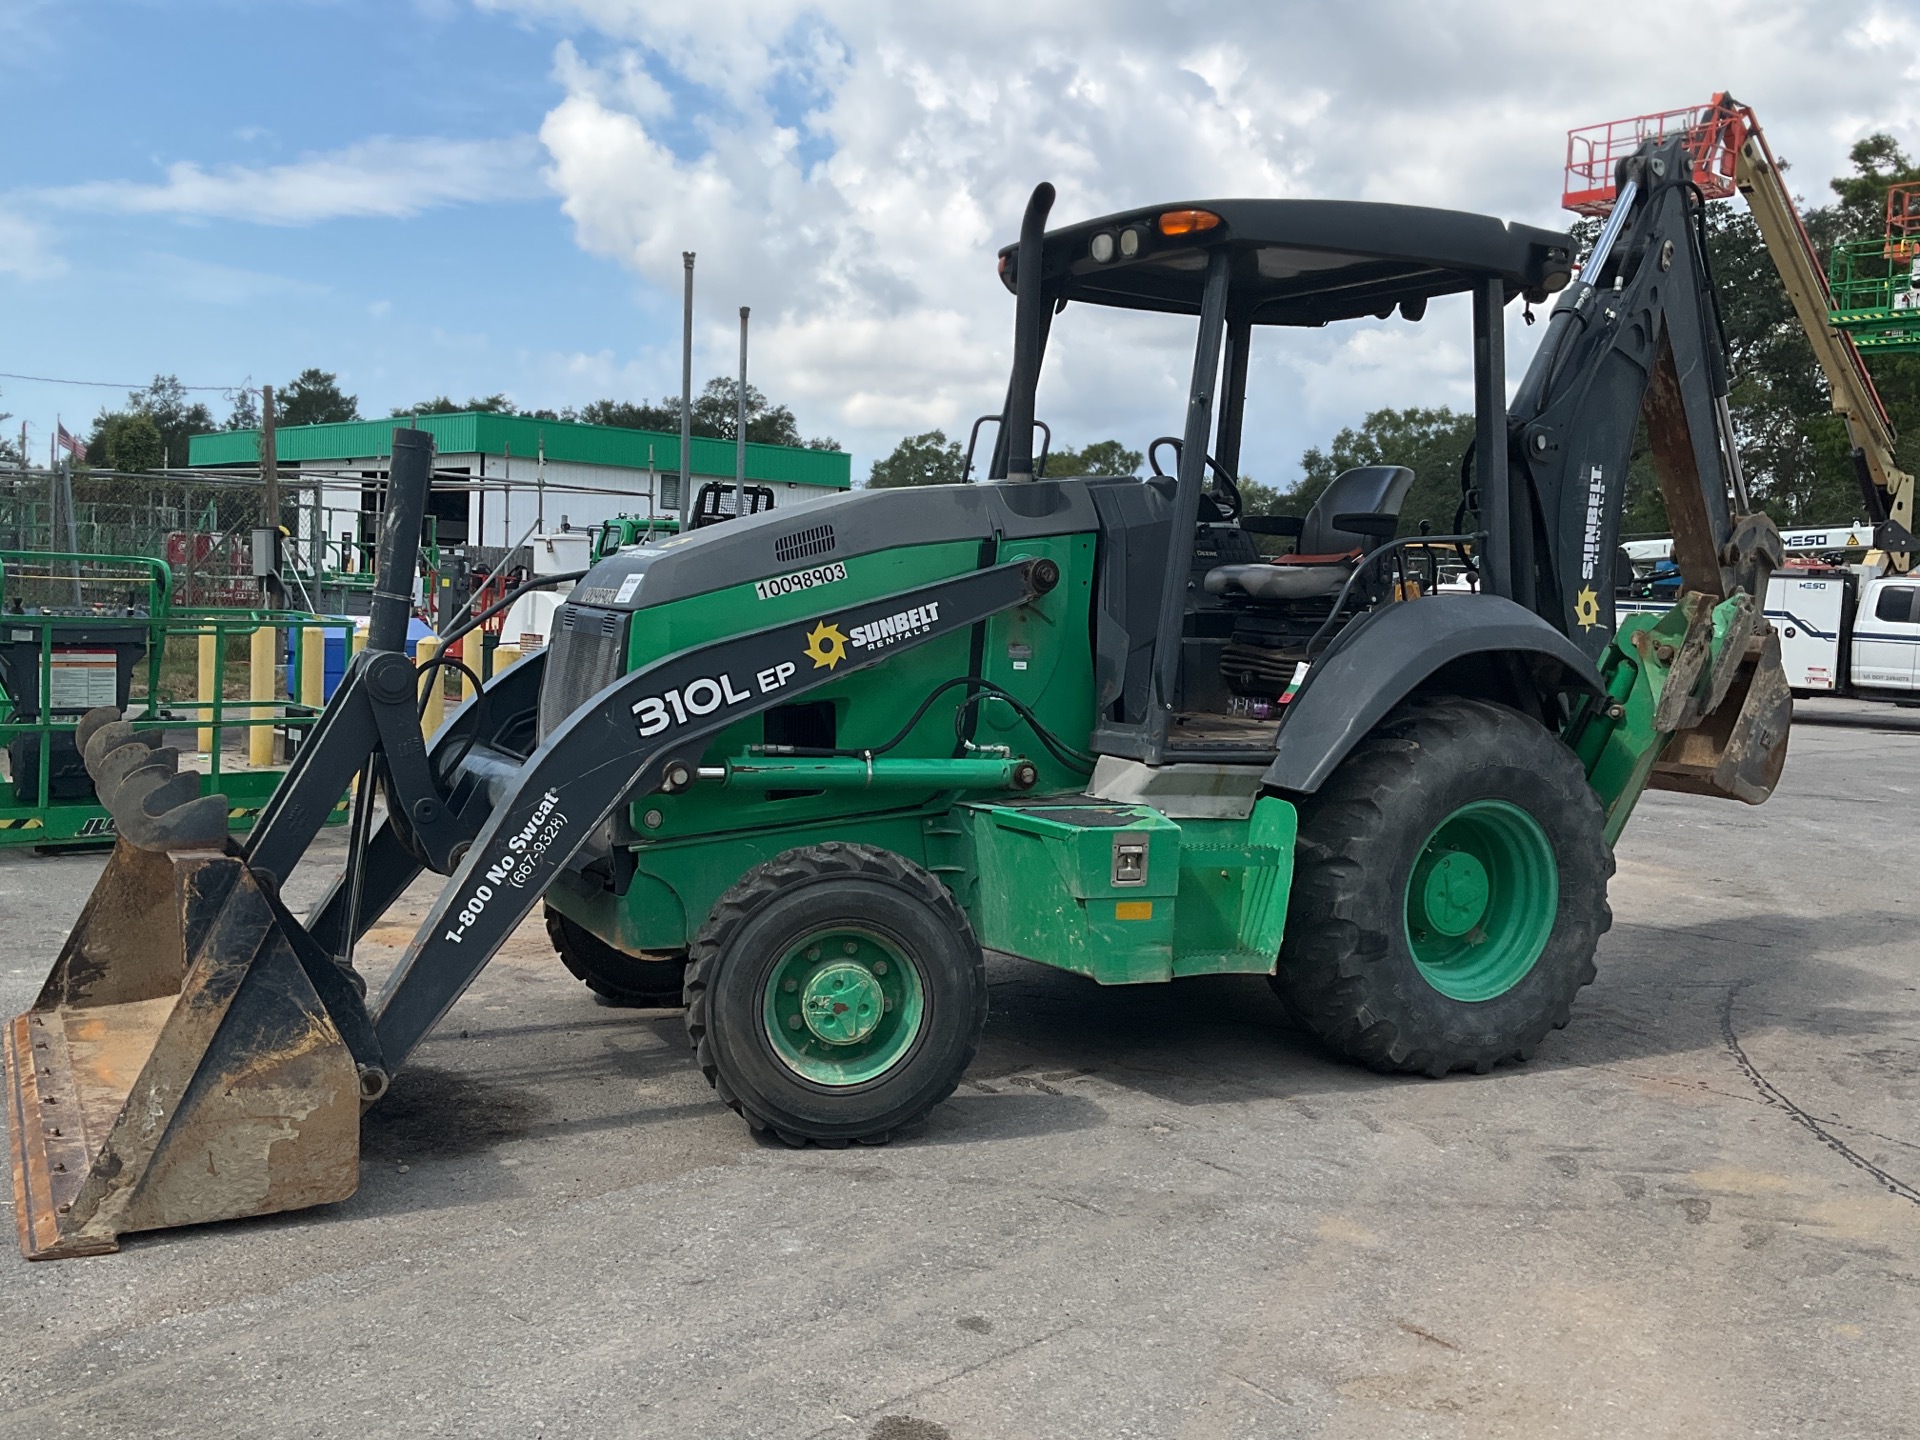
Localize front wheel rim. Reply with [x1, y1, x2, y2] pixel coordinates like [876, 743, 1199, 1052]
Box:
[1404, 800, 1558, 1002]
[762, 928, 926, 1085]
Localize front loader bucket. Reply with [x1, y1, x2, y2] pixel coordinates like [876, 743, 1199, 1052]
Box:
[5, 840, 363, 1258]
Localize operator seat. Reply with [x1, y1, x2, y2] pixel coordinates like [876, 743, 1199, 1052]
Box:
[1203, 464, 1414, 602]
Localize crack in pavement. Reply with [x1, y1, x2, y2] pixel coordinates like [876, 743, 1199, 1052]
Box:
[1720, 980, 1920, 1209]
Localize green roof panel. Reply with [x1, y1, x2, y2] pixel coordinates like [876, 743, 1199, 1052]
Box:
[188, 411, 851, 489]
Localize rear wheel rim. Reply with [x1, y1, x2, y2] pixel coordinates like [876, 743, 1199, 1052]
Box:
[762, 928, 926, 1085]
[1404, 800, 1558, 1002]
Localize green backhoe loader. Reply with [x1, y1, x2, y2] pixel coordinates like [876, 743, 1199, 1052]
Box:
[6, 135, 1789, 1257]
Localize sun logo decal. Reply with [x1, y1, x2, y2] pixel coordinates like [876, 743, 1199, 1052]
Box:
[803, 620, 849, 670]
[1574, 587, 1601, 630]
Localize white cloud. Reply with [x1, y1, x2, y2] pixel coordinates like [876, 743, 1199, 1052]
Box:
[0, 214, 65, 280]
[43, 135, 544, 226]
[489, 0, 1920, 481]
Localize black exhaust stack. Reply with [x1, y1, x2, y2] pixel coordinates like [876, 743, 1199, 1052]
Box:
[1001, 183, 1055, 483]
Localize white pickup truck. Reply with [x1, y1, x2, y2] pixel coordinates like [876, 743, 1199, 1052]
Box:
[1620, 566, 1920, 700]
[1768, 567, 1920, 698]
[1621, 521, 1920, 702]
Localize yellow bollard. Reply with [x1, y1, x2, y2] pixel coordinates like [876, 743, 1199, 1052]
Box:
[249, 626, 277, 767]
[457, 633, 479, 703]
[197, 632, 217, 754]
[351, 624, 368, 658]
[300, 625, 326, 712]
[492, 642, 520, 676]
[416, 636, 444, 739]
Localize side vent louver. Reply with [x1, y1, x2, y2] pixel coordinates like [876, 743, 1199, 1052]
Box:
[774, 523, 836, 564]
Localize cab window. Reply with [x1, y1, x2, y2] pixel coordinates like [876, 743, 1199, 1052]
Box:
[1874, 587, 1918, 623]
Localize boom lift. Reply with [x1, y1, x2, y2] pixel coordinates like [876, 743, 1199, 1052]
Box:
[6, 135, 1790, 1258]
[1566, 94, 1917, 574]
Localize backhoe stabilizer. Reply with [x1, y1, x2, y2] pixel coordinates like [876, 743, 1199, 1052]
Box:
[1574, 591, 1792, 844]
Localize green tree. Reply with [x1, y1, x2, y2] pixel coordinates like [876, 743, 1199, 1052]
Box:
[578, 397, 679, 431]
[1041, 439, 1143, 477]
[0, 391, 16, 465]
[86, 375, 213, 469]
[576, 378, 838, 449]
[868, 430, 964, 488]
[1829, 133, 1919, 236]
[224, 386, 259, 431]
[1275, 407, 1475, 538]
[99, 411, 164, 472]
[391, 392, 515, 417]
[280, 368, 360, 426]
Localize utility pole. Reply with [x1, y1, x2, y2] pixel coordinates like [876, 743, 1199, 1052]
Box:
[259, 384, 282, 612]
[680, 251, 695, 525]
[54, 444, 80, 604]
[735, 306, 749, 518]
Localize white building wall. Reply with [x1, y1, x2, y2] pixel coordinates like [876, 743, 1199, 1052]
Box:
[297, 453, 842, 567]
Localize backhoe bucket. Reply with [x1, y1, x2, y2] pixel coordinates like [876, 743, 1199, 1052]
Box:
[5, 838, 364, 1259]
[1649, 614, 1793, 805]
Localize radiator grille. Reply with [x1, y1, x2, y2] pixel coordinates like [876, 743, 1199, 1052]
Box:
[538, 603, 630, 740]
[774, 523, 836, 563]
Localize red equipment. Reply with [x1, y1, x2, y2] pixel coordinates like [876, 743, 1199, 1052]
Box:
[1885, 184, 1918, 263]
[1563, 94, 1751, 216]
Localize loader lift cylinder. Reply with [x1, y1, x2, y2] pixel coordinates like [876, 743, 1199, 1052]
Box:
[368, 429, 434, 654]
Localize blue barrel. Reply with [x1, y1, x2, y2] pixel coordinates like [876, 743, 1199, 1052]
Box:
[285, 618, 433, 702]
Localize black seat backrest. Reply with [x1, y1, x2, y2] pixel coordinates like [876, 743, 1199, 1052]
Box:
[1300, 465, 1415, 554]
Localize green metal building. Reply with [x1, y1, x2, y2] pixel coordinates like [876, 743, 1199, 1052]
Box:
[189, 411, 852, 553]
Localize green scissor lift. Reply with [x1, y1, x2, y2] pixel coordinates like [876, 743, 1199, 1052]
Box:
[0, 550, 351, 848]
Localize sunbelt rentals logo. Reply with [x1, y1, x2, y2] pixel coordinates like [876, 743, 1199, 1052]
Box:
[804, 621, 849, 670]
[849, 601, 940, 655]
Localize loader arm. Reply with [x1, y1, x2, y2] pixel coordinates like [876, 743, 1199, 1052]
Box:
[369, 557, 1053, 1067]
[4, 546, 1049, 1257]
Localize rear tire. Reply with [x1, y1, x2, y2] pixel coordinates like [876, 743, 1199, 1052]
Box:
[1272, 696, 1611, 1076]
[544, 906, 688, 1008]
[685, 843, 986, 1146]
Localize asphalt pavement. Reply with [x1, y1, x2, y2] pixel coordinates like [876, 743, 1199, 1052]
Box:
[0, 697, 1915, 1439]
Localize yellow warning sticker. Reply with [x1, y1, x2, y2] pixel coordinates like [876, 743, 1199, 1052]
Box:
[1115, 901, 1154, 921]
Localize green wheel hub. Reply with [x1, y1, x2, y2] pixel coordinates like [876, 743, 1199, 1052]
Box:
[763, 929, 926, 1085]
[1404, 800, 1558, 1002]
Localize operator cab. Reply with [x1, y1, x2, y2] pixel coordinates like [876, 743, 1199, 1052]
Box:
[985, 190, 1573, 764]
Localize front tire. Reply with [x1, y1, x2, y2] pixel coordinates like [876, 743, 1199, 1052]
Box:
[685, 843, 987, 1146]
[1273, 696, 1612, 1076]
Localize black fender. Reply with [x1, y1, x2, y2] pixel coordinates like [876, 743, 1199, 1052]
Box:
[1262, 594, 1604, 795]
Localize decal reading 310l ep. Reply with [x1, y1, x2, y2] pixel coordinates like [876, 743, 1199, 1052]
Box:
[632, 663, 797, 737]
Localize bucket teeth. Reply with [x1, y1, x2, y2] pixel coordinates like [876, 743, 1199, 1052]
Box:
[78, 708, 232, 853]
[93, 744, 176, 813]
[81, 716, 160, 776]
[75, 706, 138, 759]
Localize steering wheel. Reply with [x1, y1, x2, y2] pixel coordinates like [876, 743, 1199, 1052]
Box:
[1148, 436, 1243, 523]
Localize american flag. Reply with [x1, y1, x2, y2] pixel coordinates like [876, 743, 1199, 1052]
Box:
[56, 424, 85, 459]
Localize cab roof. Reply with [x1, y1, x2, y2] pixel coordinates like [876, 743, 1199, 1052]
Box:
[997, 198, 1576, 326]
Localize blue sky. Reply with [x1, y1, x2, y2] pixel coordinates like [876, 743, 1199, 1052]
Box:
[2, 1, 647, 451]
[3, 0, 1916, 481]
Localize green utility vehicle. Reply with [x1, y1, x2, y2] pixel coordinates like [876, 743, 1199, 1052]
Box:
[8, 138, 1790, 1258]
[591, 513, 680, 562]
